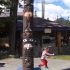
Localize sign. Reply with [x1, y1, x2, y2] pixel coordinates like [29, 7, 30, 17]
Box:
[44, 29, 51, 33]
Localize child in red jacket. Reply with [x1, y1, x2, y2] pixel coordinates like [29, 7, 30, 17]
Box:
[38, 46, 54, 68]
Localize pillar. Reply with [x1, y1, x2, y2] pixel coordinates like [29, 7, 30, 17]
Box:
[22, 0, 34, 70]
[56, 31, 61, 54]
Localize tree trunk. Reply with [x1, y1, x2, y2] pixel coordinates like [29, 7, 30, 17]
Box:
[10, 0, 18, 54]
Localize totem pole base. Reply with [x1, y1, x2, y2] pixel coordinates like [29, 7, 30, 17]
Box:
[17, 67, 41, 70]
[17, 67, 22, 70]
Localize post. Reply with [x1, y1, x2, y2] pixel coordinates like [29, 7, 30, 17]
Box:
[42, 0, 45, 19]
[22, 0, 34, 70]
[57, 31, 61, 54]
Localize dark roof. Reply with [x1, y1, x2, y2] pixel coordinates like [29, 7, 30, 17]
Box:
[0, 12, 68, 28]
[0, 12, 23, 17]
[33, 17, 67, 27]
[17, 16, 68, 28]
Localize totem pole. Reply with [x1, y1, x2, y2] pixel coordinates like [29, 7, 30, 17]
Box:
[22, 0, 34, 70]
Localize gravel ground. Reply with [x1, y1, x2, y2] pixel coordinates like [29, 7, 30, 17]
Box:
[0, 58, 70, 70]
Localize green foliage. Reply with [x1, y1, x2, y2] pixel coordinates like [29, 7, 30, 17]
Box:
[0, 0, 24, 14]
[0, 55, 20, 60]
[0, 0, 10, 14]
[0, 7, 2, 14]
[34, 10, 37, 16]
[0, 19, 12, 27]
[47, 17, 49, 20]
[0, 0, 10, 5]
[48, 55, 70, 60]
[56, 17, 64, 24]
[57, 19, 62, 24]
[55, 17, 70, 26]
[66, 19, 70, 27]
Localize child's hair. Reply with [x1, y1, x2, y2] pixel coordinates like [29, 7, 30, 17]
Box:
[42, 46, 49, 51]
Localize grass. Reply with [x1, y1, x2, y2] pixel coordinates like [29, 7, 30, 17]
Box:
[48, 55, 70, 60]
[0, 55, 20, 60]
[1, 55, 70, 60]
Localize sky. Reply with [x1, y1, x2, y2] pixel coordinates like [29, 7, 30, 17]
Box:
[1, 0, 70, 21]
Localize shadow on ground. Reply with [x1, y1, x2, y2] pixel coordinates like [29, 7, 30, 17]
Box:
[62, 68, 70, 70]
[0, 63, 5, 67]
[34, 67, 41, 70]
[17, 67, 41, 70]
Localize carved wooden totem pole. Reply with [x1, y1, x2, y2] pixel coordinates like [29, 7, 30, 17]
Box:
[23, 0, 34, 70]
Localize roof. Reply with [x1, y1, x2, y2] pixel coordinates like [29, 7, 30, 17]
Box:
[33, 17, 67, 28]
[0, 12, 68, 27]
[0, 12, 70, 31]
[17, 16, 68, 28]
[0, 12, 22, 17]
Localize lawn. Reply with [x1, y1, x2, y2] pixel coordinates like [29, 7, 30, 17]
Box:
[48, 55, 70, 60]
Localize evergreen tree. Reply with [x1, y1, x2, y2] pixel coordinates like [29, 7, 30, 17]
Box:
[47, 17, 49, 20]
[34, 10, 37, 16]
[55, 16, 66, 25]
[0, 0, 10, 14]
[10, 0, 18, 54]
[0, 0, 19, 54]
[66, 17, 70, 27]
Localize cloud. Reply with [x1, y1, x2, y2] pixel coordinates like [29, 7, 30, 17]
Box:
[18, 0, 70, 21]
[62, 0, 70, 8]
[35, 3, 70, 21]
[18, 0, 24, 12]
[45, 0, 59, 3]
[34, 0, 59, 3]
[35, 3, 42, 10]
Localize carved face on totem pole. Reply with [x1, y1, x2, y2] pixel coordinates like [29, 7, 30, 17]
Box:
[23, 28, 33, 49]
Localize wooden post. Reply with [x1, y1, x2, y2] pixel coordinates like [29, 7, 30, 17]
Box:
[22, 0, 34, 70]
[42, 0, 45, 19]
[40, 35, 42, 48]
[57, 31, 61, 54]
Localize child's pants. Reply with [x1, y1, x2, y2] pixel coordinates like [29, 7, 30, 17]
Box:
[40, 59, 48, 66]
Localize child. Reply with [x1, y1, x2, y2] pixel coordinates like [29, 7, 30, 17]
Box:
[38, 46, 54, 68]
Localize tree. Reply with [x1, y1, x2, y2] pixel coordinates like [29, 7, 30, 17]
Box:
[55, 16, 66, 25]
[47, 17, 49, 20]
[56, 18, 62, 24]
[0, 18, 12, 27]
[34, 10, 37, 16]
[10, 0, 18, 54]
[0, 0, 10, 14]
[0, 0, 19, 54]
[66, 17, 70, 27]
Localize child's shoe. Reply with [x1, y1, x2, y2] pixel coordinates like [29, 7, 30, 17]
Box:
[45, 66, 49, 69]
[38, 65, 41, 67]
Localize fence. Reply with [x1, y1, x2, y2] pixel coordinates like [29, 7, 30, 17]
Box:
[33, 46, 70, 57]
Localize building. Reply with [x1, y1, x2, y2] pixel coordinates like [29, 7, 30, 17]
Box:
[0, 12, 70, 55]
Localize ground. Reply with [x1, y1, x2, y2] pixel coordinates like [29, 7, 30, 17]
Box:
[0, 58, 70, 70]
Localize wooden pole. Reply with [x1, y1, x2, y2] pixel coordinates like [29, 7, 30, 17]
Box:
[23, 0, 34, 70]
[57, 31, 61, 54]
[42, 0, 45, 19]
